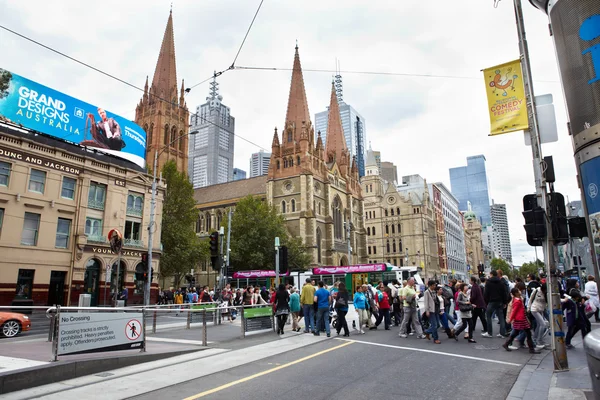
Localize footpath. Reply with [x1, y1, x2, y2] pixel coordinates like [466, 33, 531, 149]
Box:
[507, 324, 598, 400]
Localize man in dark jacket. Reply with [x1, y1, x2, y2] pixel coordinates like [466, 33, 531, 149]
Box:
[483, 270, 508, 338]
[470, 276, 488, 333]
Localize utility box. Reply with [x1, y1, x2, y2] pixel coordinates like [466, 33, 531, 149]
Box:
[583, 328, 600, 396]
[78, 294, 91, 308]
[116, 300, 125, 308]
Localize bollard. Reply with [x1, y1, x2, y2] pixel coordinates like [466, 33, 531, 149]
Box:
[202, 309, 208, 346]
[152, 310, 157, 334]
[141, 312, 147, 353]
[583, 328, 600, 395]
[51, 305, 60, 362]
[240, 306, 245, 339]
[47, 314, 55, 342]
[187, 309, 191, 329]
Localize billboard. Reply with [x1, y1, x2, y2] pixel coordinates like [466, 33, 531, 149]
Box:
[0, 68, 146, 168]
[482, 59, 529, 136]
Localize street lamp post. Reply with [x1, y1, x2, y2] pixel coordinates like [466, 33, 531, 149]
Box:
[145, 130, 198, 306]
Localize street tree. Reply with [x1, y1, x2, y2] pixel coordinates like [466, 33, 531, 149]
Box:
[490, 257, 513, 280]
[0, 69, 12, 99]
[159, 161, 208, 287]
[518, 259, 544, 279]
[223, 195, 311, 272]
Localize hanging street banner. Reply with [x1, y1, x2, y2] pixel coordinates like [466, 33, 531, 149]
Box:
[482, 59, 529, 136]
[0, 68, 147, 168]
[580, 157, 600, 266]
[57, 312, 144, 356]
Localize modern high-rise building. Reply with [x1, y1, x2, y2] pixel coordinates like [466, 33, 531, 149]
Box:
[188, 77, 235, 189]
[380, 161, 398, 184]
[490, 202, 512, 263]
[449, 155, 492, 225]
[314, 74, 367, 176]
[232, 168, 246, 181]
[249, 150, 271, 178]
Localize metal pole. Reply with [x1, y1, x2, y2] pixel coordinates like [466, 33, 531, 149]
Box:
[51, 305, 60, 362]
[225, 208, 232, 283]
[346, 222, 352, 265]
[219, 226, 225, 292]
[202, 309, 208, 346]
[275, 237, 280, 286]
[141, 311, 147, 353]
[145, 150, 158, 306]
[115, 251, 122, 307]
[513, 0, 567, 370]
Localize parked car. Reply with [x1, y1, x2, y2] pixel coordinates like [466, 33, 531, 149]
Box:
[0, 312, 31, 338]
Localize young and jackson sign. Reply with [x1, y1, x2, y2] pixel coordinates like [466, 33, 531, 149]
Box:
[0, 144, 82, 174]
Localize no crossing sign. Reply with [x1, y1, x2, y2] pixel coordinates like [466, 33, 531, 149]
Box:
[125, 319, 142, 341]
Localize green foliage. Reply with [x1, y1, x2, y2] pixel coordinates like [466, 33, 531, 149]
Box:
[159, 161, 208, 286]
[0, 69, 12, 99]
[223, 195, 311, 271]
[490, 257, 513, 280]
[518, 259, 544, 279]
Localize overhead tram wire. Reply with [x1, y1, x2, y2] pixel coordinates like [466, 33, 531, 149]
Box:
[0, 24, 269, 151]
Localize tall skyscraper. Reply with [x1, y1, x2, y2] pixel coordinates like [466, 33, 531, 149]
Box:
[449, 155, 492, 225]
[314, 74, 367, 176]
[233, 168, 246, 181]
[380, 161, 398, 184]
[135, 10, 189, 173]
[249, 150, 271, 178]
[188, 76, 235, 189]
[490, 202, 512, 263]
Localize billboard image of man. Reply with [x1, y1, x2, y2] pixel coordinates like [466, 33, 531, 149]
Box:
[86, 108, 125, 151]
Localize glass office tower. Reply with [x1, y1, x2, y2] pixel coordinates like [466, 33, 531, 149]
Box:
[449, 155, 492, 225]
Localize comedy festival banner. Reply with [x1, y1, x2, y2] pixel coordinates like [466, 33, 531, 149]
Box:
[483, 60, 529, 136]
[0, 68, 146, 168]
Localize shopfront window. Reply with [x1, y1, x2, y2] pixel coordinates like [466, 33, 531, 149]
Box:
[15, 269, 35, 300]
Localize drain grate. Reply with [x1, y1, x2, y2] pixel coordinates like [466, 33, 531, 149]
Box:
[95, 372, 114, 378]
[474, 345, 500, 350]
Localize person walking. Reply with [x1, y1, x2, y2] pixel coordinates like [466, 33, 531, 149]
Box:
[584, 275, 600, 322]
[300, 278, 316, 333]
[274, 284, 290, 334]
[528, 283, 548, 349]
[437, 285, 455, 339]
[375, 286, 392, 330]
[423, 280, 442, 344]
[470, 276, 487, 333]
[483, 270, 508, 338]
[453, 283, 476, 343]
[335, 282, 350, 336]
[289, 287, 301, 332]
[354, 286, 371, 334]
[314, 281, 332, 337]
[562, 289, 591, 349]
[502, 287, 540, 354]
[398, 277, 425, 338]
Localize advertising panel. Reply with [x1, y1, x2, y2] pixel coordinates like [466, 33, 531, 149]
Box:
[580, 157, 600, 265]
[232, 270, 290, 279]
[482, 59, 529, 136]
[312, 264, 386, 275]
[0, 68, 146, 168]
[57, 312, 144, 355]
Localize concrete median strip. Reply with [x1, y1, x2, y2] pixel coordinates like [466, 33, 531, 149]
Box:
[2, 334, 332, 400]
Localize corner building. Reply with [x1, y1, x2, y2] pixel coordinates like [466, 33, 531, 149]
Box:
[0, 123, 164, 306]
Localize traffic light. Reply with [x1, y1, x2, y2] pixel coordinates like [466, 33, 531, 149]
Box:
[548, 192, 568, 246]
[523, 194, 546, 247]
[278, 245, 288, 271]
[137, 253, 148, 282]
[568, 217, 588, 239]
[209, 231, 220, 271]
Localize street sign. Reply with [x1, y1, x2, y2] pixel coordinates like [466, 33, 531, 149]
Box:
[57, 312, 144, 356]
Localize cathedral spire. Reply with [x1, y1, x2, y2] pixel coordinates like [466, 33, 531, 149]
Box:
[151, 11, 178, 99]
[284, 45, 311, 133]
[324, 81, 348, 164]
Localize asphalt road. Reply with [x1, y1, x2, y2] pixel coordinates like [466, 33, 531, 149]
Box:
[131, 328, 537, 400]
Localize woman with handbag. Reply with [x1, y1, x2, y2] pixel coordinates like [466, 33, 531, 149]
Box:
[503, 287, 540, 354]
[452, 283, 476, 343]
[334, 282, 350, 336]
[274, 284, 290, 335]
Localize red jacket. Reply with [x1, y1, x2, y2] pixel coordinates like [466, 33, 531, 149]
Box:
[378, 292, 390, 309]
[509, 297, 526, 322]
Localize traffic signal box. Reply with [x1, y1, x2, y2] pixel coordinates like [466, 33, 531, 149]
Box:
[136, 253, 153, 282]
[209, 232, 220, 271]
[278, 245, 288, 270]
[523, 194, 546, 247]
[548, 192, 568, 246]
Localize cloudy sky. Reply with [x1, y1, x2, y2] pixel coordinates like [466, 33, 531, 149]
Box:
[0, 0, 577, 265]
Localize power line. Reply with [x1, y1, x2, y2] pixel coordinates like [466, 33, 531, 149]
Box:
[231, 0, 264, 68]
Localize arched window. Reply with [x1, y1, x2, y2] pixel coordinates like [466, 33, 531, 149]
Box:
[333, 197, 342, 239]
[393, 240, 397, 253]
[205, 212, 211, 232]
[164, 124, 169, 145]
[297, 156, 301, 166]
[397, 207, 400, 215]
[289, 157, 293, 167]
[284, 159, 288, 168]
[391, 208, 394, 216]
[367, 227, 371, 236]
[318, 203, 322, 215]
[385, 209, 388, 217]
[179, 130, 184, 151]
[398, 224, 401, 233]
[385, 225, 389, 235]
[316, 227, 322, 264]
[372, 226, 376, 235]
[276, 160, 280, 169]
[281, 201, 286, 213]
[195, 215, 202, 233]
[170, 126, 177, 147]
[398, 239, 403, 251]
[148, 123, 154, 146]
[216, 211, 222, 228]
[387, 241, 390, 253]
[391, 224, 395, 234]
[287, 131, 292, 142]
[291, 199, 296, 212]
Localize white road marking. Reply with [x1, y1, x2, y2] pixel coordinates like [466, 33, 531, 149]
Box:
[146, 337, 213, 345]
[335, 338, 522, 367]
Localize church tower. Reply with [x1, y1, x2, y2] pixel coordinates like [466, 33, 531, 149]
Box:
[135, 10, 189, 173]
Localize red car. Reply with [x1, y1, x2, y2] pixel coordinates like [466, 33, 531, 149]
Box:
[0, 312, 31, 338]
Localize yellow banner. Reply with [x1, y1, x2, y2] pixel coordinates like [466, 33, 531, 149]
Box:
[483, 59, 529, 135]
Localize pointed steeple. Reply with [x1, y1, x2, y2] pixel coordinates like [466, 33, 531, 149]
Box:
[143, 76, 149, 103]
[180, 79, 186, 105]
[151, 10, 178, 99]
[324, 81, 348, 164]
[272, 127, 280, 147]
[284, 45, 311, 133]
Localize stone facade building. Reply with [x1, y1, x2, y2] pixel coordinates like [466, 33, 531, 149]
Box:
[191, 46, 367, 282]
[362, 152, 440, 280]
[135, 11, 189, 174]
[0, 122, 164, 306]
[463, 210, 484, 272]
